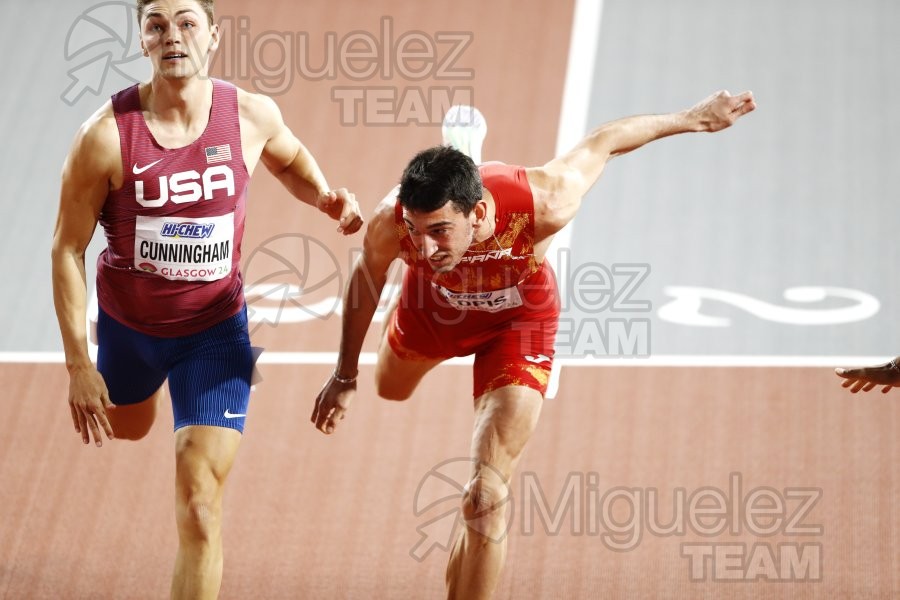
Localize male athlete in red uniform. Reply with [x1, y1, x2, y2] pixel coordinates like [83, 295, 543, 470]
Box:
[312, 90, 756, 599]
[51, 1, 362, 598]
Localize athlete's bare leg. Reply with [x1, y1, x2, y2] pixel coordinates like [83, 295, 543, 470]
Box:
[445, 385, 543, 600]
[107, 385, 165, 441]
[374, 334, 443, 401]
[374, 291, 443, 400]
[170, 425, 242, 600]
[378, 280, 403, 340]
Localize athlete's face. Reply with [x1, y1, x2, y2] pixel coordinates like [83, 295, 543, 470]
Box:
[140, 1, 218, 80]
[403, 202, 479, 273]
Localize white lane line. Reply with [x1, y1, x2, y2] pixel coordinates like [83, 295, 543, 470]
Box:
[554, 0, 604, 158]
[545, 0, 605, 398]
[547, 0, 604, 265]
[260, 354, 888, 368]
[0, 352, 888, 368]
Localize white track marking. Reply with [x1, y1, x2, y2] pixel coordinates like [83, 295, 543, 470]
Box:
[0, 352, 888, 368]
[544, 0, 605, 398]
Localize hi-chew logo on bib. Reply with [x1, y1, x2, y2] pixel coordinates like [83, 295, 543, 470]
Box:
[160, 221, 216, 239]
[435, 284, 523, 312]
[135, 213, 234, 282]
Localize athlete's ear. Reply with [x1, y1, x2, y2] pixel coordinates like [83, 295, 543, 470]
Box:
[472, 200, 488, 224]
[141, 39, 148, 57]
[209, 23, 220, 52]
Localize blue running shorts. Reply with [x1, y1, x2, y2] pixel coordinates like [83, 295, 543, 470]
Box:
[96, 306, 254, 433]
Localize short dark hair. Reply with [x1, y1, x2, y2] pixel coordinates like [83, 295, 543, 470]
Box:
[137, 0, 215, 27]
[398, 146, 482, 216]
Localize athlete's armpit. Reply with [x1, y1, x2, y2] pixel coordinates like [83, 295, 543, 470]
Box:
[526, 166, 588, 244]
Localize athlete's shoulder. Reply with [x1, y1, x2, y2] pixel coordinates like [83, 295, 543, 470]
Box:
[82, 99, 117, 135]
[480, 162, 532, 199]
[62, 99, 121, 186]
[235, 86, 281, 127]
[363, 186, 403, 262]
[235, 87, 286, 147]
[479, 160, 518, 178]
[70, 100, 120, 162]
[373, 185, 401, 228]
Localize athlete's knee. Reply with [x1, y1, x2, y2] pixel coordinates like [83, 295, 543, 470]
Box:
[177, 494, 222, 544]
[174, 444, 228, 544]
[108, 389, 160, 441]
[376, 379, 413, 401]
[175, 473, 223, 543]
[111, 425, 151, 441]
[108, 407, 155, 441]
[460, 475, 511, 538]
[374, 364, 413, 401]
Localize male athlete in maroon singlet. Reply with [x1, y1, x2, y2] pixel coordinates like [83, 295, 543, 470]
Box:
[51, 1, 361, 598]
[312, 90, 756, 599]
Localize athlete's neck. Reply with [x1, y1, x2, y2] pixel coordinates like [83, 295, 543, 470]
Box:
[142, 76, 213, 128]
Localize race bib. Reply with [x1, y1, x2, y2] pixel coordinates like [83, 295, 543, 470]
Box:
[434, 284, 523, 313]
[134, 213, 234, 282]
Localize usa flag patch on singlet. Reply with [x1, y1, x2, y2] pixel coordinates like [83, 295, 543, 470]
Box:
[205, 144, 232, 164]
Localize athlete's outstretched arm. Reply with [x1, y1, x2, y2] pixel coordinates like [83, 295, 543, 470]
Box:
[243, 92, 364, 235]
[51, 106, 119, 447]
[835, 358, 900, 394]
[311, 196, 401, 434]
[529, 90, 756, 240]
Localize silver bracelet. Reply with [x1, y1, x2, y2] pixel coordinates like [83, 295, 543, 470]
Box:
[333, 370, 358, 384]
[889, 358, 900, 373]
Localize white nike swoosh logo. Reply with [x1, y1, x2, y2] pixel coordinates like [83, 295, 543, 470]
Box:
[133, 158, 164, 175]
[224, 409, 246, 419]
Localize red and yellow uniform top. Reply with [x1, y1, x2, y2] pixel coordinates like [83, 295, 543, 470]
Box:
[396, 162, 541, 295]
[388, 162, 561, 399]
